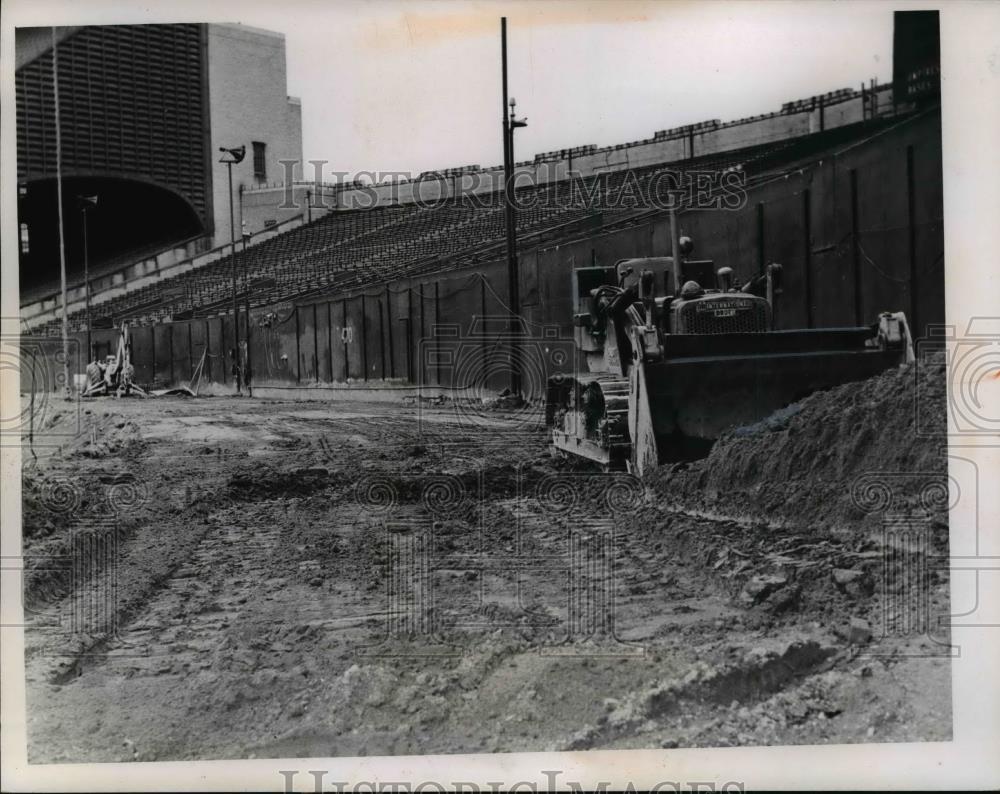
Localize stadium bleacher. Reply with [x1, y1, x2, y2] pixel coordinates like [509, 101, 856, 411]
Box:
[35, 118, 897, 335]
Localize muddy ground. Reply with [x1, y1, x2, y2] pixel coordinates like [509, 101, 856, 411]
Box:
[19, 368, 951, 762]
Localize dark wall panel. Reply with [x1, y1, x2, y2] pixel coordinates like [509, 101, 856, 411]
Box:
[188, 320, 207, 384]
[360, 292, 386, 381]
[171, 322, 192, 385]
[387, 285, 411, 381]
[853, 124, 915, 327]
[127, 326, 154, 385]
[345, 296, 365, 381]
[809, 164, 855, 328]
[315, 302, 333, 383]
[203, 318, 220, 384]
[477, 266, 512, 392]
[298, 304, 317, 382]
[413, 283, 431, 387]
[221, 315, 237, 384]
[911, 116, 945, 338]
[329, 301, 348, 383]
[438, 272, 489, 390]
[763, 188, 808, 329]
[246, 315, 266, 384]
[520, 249, 540, 307]
[152, 323, 172, 385]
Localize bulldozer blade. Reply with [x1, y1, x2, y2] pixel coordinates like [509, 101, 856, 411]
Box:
[635, 345, 906, 470]
[628, 358, 659, 476]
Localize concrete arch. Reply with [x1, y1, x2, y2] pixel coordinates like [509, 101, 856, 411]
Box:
[17, 172, 206, 293]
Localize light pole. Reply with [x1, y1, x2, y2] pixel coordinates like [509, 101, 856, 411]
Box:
[501, 17, 528, 397]
[242, 225, 253, 397]
[77, 194, 98, 361]
[219, 145, 246, 393]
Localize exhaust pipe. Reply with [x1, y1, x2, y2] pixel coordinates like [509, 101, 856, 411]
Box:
[766, 262, 783, 309]
[669, 210, 682, 296]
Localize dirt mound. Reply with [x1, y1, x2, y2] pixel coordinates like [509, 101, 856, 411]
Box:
[651, 354, 948, 531]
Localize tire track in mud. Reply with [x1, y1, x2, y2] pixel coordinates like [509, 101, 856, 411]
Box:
[85, 411, 487, 670]
[28, 406, 534, 730]
[102, 519, 288, 677]
[24, 409, 354, 689]
[40, 467, 361, 682]
[414, 474, 880, 752]
[25, 398, 951, 759]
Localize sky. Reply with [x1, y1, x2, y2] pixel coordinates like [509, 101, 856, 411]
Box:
[9, 0, 898, 178]
[240, 0, 897, 178]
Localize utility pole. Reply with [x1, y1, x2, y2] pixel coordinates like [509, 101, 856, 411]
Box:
[219, 145, 246, 393]
[228, 160, 239, 394]
[52, 28, 71, 398]
[82, 203, 90, 360]
[78, 194, 98, 361]
[242, 225, 253, 397]
[501, 17, 527, 397]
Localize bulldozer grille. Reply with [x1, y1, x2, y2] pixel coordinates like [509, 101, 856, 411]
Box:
[678, 298, 769, 334]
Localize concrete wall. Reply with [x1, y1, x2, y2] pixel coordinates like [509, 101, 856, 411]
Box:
[207, 24, 303, 244]
[242, 185, 320, 233]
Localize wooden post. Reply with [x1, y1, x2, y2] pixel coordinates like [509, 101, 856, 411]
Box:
[803, 188, 813, 328]
[151, 323, 159, 385]
[434, 282, 441, 387]
[850, 169, 863, 325]
[168, 324, 175, 385]
[378, 297, 386, 380]
[385, 285, 394, 379]
[756, 202, 765, 275]
[312, 303, 319, 381]
[361, 294, 368, 381]
[341, 299, 349, 381]
[481, 275, 488, 385]
[204, 320, 212, 383]
[294, 305, 301, 383]
[419, 285, 426, 386]
[327, 302, 334, 383]
[906, 145, 919, 337]
[407, 286, 414, 384]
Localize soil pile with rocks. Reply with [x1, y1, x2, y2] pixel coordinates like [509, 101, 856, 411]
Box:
[651, 354, 948, 531]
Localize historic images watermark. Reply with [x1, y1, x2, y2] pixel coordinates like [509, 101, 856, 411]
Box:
[277, 769, 746, 793]
[842, 317, 1000, 658]
[351, 464, 645, 659]
[912, 317, 1000, 647]
[416, 315, 575, 431]
[915, 317, 1000, 437]
[6, 473, 151, 672]
[274, 161, 749, 213]
[1, 328, 82, 449]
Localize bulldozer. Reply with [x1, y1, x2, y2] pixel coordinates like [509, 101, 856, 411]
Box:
[545, 234, 914, 475]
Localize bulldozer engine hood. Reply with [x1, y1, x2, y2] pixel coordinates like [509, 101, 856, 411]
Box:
[670, 292, 771, 335]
